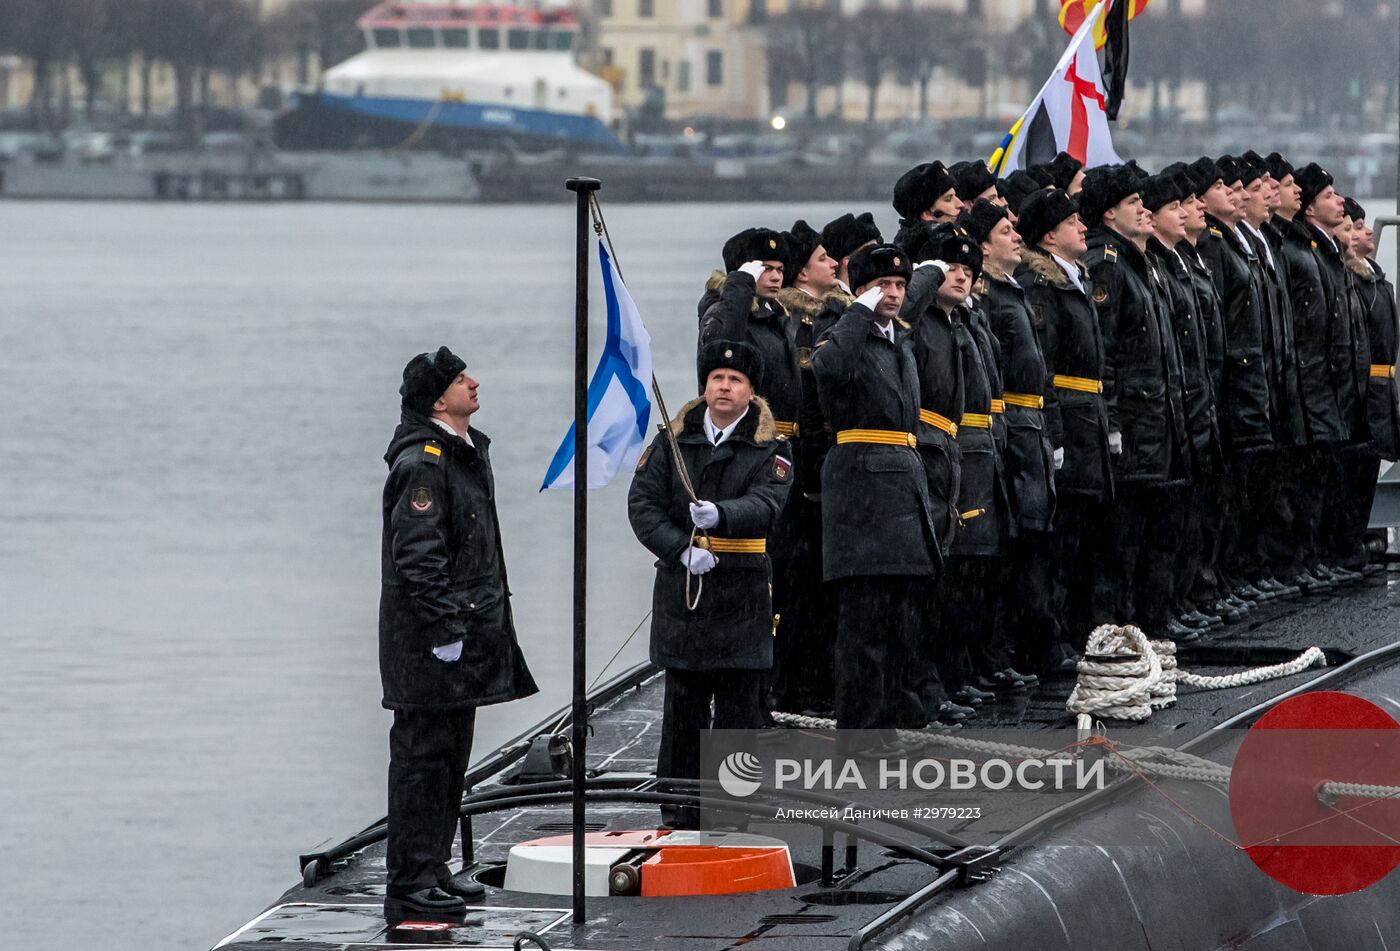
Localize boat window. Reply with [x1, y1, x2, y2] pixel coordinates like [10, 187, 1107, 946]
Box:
[443, 28, 470, 48]
[372, 28, 402, 48]
[406, 28, 436, 49]
[552, 31, 575, 52]
[507, 29, 531, 50]
[478, 28, 500, 49]
[534, 30, 550, 50]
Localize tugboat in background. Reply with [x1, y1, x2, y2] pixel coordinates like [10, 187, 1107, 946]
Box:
[275, 1, 623, 154]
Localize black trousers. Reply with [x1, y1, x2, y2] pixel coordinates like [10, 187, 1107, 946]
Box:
[1171, 480, 1205, 613]
[1005, 530, 1057, 670]
[657, 668, 763, 827]
[387, 706, 477, 896]
[1328, 448, 1382, 568]
[1054, 493, 1109, 651]
[1290, 445, 1330, 571]
[835, 575, 929, 738]
[770, 494, 836, 713]
[937, 555, 1009, 699]
[1190, 469, 1229, 607]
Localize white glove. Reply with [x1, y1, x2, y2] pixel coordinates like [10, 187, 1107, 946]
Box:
[854, 285, 884, 311]
[738, 260, 766, 280]
[689, 500, 720, 530]
[914, 260, 950, 276]
[1108, 431, 1123, 455]
[680, 547, 718, 575]
[432, 640, 463, 662]
[1054, 447, 1065, 470]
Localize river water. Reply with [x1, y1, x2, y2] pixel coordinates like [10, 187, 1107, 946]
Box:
[3, 197, 1396, 951]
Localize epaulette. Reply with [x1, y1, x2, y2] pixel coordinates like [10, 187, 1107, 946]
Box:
[1104, 246, 1118, 260]
[422, 441, 443, 465]
[1208, 226, 1224, 238]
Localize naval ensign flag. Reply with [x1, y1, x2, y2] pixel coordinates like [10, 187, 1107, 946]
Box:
[989, 2, 1122, 177]
[541, 240, 653, 490]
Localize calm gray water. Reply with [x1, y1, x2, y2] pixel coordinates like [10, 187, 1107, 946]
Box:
[0, 198, 883, 951]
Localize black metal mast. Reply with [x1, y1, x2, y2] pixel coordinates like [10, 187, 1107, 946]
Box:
[564, 176, 601, 927]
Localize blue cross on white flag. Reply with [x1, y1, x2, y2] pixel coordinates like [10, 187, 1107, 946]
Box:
[541, 240, 653, 491]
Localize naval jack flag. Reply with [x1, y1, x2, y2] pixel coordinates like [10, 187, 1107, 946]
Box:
[541, 240, 653, 491]
[989, 2, 1122, 177]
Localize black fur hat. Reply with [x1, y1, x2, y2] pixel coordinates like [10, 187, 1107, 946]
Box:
[1016, 188, 1079, 247]
[821, 211, 882, 261]
[401, 346, 467, 416]
[1140, 173, 1184, 213]
[1294, 163, 1335, 212]
[1046, 152, 1085, 190]
[1026, 164, 1057, 188]
[893, 161, 956, 221]
[722, 227, 787, 273]
[848, 243, 913, 292]
[1078, 164, 1142, 226]
[1187, 157, 1225, 197]
[1344, 196, 1367, 222]
[930, 225, 983, 283]
[1264, 151, 1295, 182]
[782, 219, 824, 287]
[1215, 155, 1246, 187]
[958, 198, 1010, 245]
[1000, 169, 1047, 215]
[698, 339, 764, 392]
[1226, 153, 1266, 188]
[953, 161, 998, 202]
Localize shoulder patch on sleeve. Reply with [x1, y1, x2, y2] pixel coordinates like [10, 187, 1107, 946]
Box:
[1092, 283, 1110, 305]
[410, 486, 434, 514]
[636, 442, 655, 472]
[1031, 299, 1047, 327]
[422, 441, 443, 465]
[772, 454, 792, 482]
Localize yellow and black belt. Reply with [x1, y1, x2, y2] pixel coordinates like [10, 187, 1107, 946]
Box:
[960, 413, 993, 430]
[775, 420, 801, 437]
[1371, 364, 1396, 380]
[836, 428, 918, 448]
[917, 409, 958, 438]
[696, 536, 767, 554]
[1003, 391, 1046, 409]
[1052, 374, 1104, 394]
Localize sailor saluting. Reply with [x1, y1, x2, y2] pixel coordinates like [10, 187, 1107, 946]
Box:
[628, 340, 792, 829]
[379, 346, 538, 924]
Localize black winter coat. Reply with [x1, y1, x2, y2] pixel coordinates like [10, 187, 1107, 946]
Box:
[378, 415, 538, 711]
[628, 397, 792, 671]
[1353, 257, 1400, 461]
[698, 270, 803, 428]
[812, 301, 942, 580]
[982, 270, 1056, 531]
[1251, 222, 1307, 446]
[1274, 215, 1345, 444]
[902, 264, 964, 551]
[951, 301, 1012, 555]
[1149, 238, 1224, 475]
[1179, 240, 1227, 409]
[1083, 227, 1187, 485]
[1310, 224, 1370, 445]
[1198, 216, 1274, 454]
[1016, 250, 1113, 498]
[778, 285, 850, 494]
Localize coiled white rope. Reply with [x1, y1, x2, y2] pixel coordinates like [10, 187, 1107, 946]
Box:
[1066, 624, 1328, 722]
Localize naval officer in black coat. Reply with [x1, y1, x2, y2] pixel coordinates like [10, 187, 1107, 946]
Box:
[379, 347, 538, 924]
[628, 340, 792, 826]
[812, 243, 942, 751]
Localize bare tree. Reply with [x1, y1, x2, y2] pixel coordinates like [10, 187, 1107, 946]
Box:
[763, 3, 845, 120]
[846, 3, 892, 124]
[0, 0, 68, 130]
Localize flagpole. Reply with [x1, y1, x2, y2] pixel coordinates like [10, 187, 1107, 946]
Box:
[564, 175, 600, 928]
